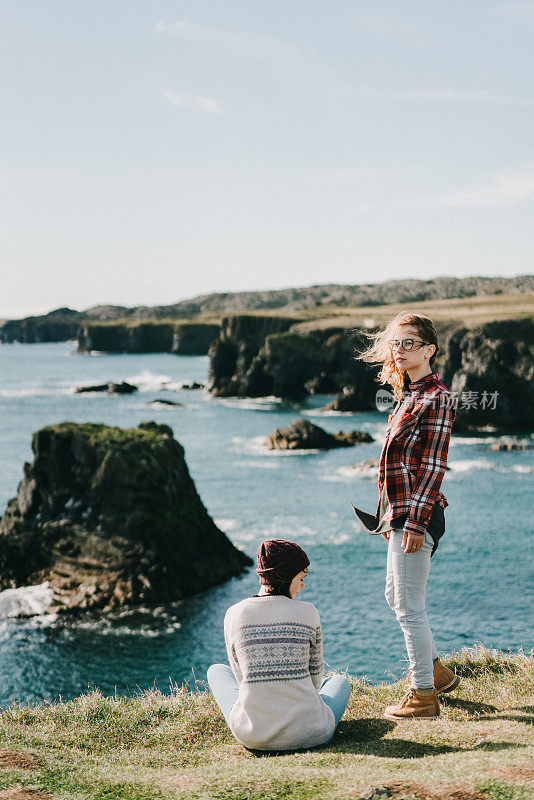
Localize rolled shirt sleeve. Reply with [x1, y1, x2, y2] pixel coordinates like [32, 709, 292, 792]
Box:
[403, 395, 455, 538]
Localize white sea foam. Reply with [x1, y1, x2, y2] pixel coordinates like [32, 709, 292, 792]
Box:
[230, 436, 323, 457]
[0, 581, 54, 619]
[302, 408, 360, 417]
[214, 518, 242, 532]
[125, 370, 184, 392]
[218, 396, 286, 411]
[318, 463, 379, 483]
[233, 460, 280, 469]
[142, 401, 184, 410]
[451, 434, 534, 446]
[448, 459, 534, 474]
[0, 387, 71, 398]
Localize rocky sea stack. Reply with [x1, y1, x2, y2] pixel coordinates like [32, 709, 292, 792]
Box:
[0, 421, 252, 613]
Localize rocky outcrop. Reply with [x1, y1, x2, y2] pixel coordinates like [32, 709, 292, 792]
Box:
[207, 315, 301, 396]
[74, 381, 138, 394]
[208, 316, 534, 432]
[441, 319, 534, 432]
[77, 321, 220, 355]
[208, 319, 380, 400]
[265, 418, 373, 450]
[181, 382, 205, 390]
[77, 322, 175, 353]
[320, 387, 372, 412]
[0, 421, 252, 612]
[145, 399, 182, 407]
[0, 308, 81, 343]
[171, 323, 220, 355]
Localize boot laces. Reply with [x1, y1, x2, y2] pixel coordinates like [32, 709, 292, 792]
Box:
[400, 688, 417, 707]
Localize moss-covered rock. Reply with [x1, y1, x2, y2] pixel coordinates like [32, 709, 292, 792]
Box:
[0, 421, 252, 613]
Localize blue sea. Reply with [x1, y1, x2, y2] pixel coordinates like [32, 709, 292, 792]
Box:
[0, 342, 532, 708]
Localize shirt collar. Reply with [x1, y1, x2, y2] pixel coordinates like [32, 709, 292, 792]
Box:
[408, 371, 439, 391]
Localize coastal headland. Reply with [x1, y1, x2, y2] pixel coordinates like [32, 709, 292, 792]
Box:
[2, 277, 532, 432]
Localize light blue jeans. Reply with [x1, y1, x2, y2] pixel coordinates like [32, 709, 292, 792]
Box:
[207, 664, 351, 748]
[385, 529, 438, 689]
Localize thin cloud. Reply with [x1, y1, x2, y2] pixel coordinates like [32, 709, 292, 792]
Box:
[163, 90, 224, 114]
[431, 162, 534, 208]
[499, 1, 534, 15]
[358, 87, 534, 107]
[155, 19, 304, 65]
[352, 162, 534, 212]
[155, 19, 350, 91]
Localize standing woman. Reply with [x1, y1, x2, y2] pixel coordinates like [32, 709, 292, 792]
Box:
[353, 312, 460, 720]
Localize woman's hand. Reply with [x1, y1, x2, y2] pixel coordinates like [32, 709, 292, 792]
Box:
[381, 532, 390, 541]
[402, 532, 424, 553]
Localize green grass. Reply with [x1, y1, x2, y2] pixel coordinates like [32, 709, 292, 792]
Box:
[0, 646, 532, 800]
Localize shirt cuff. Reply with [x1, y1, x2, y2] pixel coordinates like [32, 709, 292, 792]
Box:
[403, 518, 427, 537]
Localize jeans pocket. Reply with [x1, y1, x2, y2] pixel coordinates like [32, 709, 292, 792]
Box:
[423, 530, 434, 550]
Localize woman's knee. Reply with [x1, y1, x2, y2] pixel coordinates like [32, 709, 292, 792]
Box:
[385, 583, 395, 610]
[207, 663, 230, 686]
[321, 673, 352, 706]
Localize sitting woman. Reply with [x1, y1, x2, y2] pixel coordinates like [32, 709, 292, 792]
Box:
[207, 538, 351, 752]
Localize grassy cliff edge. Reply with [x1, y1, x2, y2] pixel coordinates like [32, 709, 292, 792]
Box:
[0, 645, 532, 800]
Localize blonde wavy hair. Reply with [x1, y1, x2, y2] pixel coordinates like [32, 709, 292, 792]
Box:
[355, 312, 439, 401]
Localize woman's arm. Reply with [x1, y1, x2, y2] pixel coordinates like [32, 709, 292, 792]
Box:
[224, 611, 243, 683]
[403, 394, 455, 541]
[309, 611, 325, 690]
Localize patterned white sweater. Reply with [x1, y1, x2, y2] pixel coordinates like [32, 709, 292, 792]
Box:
[223, 595, 336, 750]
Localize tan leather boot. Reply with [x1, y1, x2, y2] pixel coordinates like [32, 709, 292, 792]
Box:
[384, 688, 440, 720]
[433, 657, 461, 694]
[407, 658, 461, 694]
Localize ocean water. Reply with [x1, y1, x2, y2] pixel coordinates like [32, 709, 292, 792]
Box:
[0, 341, 532, 708]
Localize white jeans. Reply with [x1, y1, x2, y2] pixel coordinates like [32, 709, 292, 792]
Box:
[385, 529, 438, 689]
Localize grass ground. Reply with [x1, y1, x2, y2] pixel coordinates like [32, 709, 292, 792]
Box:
[292, 292, 534, 331]
[84, 291, 534, 331]
[0, 645, 532, 800]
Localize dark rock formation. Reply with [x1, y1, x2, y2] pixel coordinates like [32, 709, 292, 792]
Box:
[145, 399, 182, 406]
[76, 321, 220, 355]
[208, 315, 300, 397]
[108, 382, 138, 394]
[490, 442, 533, 450]
[321, 387, 372, 412]
[74, 382, 138, 394]
[0, 308, 81, 343]
[265, 418, 374, 450]
[180, 382, 205, 390]
[77, 322, 175, 353]
[171, 323, 221, 355]
[208, 318, 380, 400]
[0, 421, 252, 612]
[208, 315, 534, 432]
[441, 319, 534, 432]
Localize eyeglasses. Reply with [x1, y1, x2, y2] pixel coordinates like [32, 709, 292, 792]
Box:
[389, 338, 429, 352]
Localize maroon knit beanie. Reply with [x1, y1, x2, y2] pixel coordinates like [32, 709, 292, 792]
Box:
[256, 539, 310, 585]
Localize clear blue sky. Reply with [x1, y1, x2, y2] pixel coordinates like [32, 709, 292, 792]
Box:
[1, 1, 533, 318]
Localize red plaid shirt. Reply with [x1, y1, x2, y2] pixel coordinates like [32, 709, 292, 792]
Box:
[377, 371, 455, 538]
